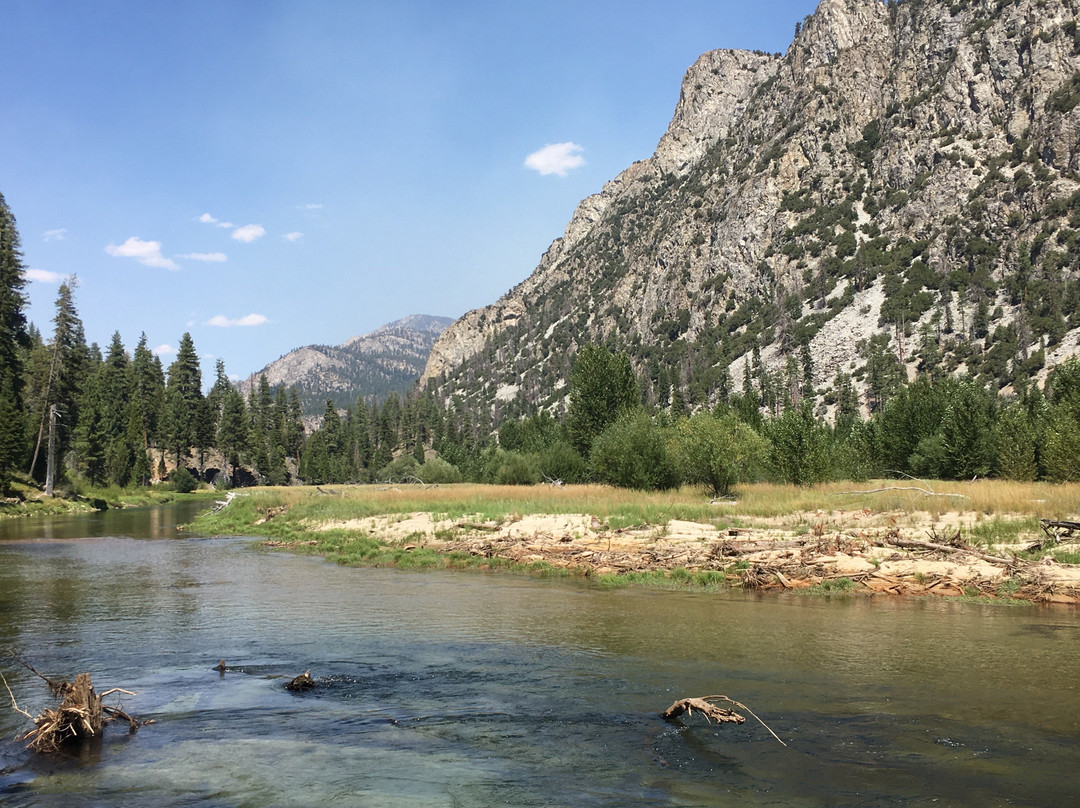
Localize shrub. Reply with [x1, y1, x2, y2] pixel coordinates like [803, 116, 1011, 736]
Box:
[675, 412, 770, 496]
[589, 409, 680, 490]
[170, 466, 198, 494]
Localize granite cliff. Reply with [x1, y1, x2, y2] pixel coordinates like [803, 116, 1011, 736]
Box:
[421, 0, 1080, 423]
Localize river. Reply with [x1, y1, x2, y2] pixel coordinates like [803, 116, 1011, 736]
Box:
[0, 503, 1078, 807]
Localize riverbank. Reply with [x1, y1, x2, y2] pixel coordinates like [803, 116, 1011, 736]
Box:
[0, 480, 217, 519]
[191, 481, 1080, 604]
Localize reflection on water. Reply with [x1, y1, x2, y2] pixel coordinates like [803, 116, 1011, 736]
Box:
[0, 506, 1078, 807]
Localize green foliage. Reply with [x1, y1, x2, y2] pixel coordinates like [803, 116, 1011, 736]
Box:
[169, 465, 198, 493]
[675, 411, 770, 496]
[566, 344, 639, 455]
[1042, 409, 1080, 482]
[0, 193, 29, 487]
[416, 456, 463, 484]
[765, 403, 830, 485]
[589, 409, 679, 490]
[994, 402, 1039, 481]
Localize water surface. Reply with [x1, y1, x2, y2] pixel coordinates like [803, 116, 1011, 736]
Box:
[1, 505, 1078, 806]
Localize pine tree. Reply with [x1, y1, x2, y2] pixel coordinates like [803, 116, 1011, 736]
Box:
[216, 388, 248, 487]
[29, 280, 89, 483]
[0, 193, 28, 490]
[162, 333, 204, 467]
[128, 333, 165, 478]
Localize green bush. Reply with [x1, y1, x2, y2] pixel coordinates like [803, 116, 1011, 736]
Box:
[417, 456, 463, 484]
[496, 452, 541, 485]
[170, 466, 198, 494]
[675, 412, 770, 496]
[589, 409, 680, 490]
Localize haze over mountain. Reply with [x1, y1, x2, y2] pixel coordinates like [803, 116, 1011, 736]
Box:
[244, 315, 453, 416]
[420, 0, 1080, 424]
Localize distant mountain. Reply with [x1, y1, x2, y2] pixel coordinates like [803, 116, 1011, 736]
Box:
[421, 0, 1080, 425]
[243, 314, 454, 415]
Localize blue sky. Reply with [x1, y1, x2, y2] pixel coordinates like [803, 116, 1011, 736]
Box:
[2, 0, 818, 381]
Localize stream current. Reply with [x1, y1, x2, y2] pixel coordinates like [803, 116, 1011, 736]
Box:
[0, 503, 1078, 806]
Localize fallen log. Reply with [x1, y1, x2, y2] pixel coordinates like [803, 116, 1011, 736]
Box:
[1035, 520, 1080, 549]
[882, 535, 1012, 566]
[660, 694, 787, 746]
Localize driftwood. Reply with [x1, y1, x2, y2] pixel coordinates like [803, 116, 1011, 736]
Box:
[883, 534, 1012, 566]
[836, 485, 969, 499]
[661, 694, 787, 746]
[285, 670, 315, 691]
[1040, 520, 1080, 544]
[3, 655, 151, 753]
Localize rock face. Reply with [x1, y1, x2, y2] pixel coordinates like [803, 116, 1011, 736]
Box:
[245, 314, 453, 415]
[421, 0, 1080, 423]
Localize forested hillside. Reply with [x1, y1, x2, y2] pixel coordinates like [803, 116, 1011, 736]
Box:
[422, 0, 1080, 425]
[240, 314, 453, 418]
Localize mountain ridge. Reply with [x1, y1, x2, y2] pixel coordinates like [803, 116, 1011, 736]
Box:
[243, 314, 453, 415]
[420, 0, 1080, 424]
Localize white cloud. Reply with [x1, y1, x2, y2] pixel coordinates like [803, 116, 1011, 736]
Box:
[298, 203, 323, 210]
[283, 232, 303, 242]
[43, 228, 67, 242]
[199, 213, 234, 228]
[206, 313, 269, 327]
[24, 268, 65, 283]
[153, 344, 175, 357]
[105, 237, 179, 270]
[179, 252, 227, 262]
[524, 142, 586, 176]
[231, 224, 266, 243]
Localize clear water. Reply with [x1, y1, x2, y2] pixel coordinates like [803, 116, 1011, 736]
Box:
[1, 504, 1078, 807]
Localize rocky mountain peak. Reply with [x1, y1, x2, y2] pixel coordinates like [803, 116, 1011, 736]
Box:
[421, 0, 1080, 425]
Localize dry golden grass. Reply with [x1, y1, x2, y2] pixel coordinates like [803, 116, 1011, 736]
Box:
[222, 479, 1080, 530]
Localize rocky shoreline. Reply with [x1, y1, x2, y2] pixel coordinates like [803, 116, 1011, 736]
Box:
[279, 509, 1080, 604]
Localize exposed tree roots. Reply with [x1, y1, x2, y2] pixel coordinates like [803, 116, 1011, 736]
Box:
[3, 653, 152, 753]
[661, 695, 787, 746]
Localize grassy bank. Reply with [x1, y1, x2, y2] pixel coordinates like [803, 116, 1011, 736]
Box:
[190, 480, 1080, 585]
[0, 479, 219, 519]
[193, 479, 1080, 530]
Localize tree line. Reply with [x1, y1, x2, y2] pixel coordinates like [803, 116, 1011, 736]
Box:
[3, 190, 1079, 496]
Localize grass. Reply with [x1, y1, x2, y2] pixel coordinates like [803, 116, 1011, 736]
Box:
[188, 480, 1080, 593]
[0, 477, 216, 519]
[195, 479, 1080, 534]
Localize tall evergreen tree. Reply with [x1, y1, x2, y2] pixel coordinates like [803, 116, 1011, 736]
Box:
[128, 333, 165, 476]
[216, 387, 248, 487]
[0, 193, 28, 489]
[162, 333, 204, 467]
[29, 280, 89, 483]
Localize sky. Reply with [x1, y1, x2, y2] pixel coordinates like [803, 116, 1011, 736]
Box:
[2, 0, 818, 382]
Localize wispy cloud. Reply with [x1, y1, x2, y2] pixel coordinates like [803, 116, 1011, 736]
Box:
[179, 252, 227, 262]
[43, 228, 68, 242]
[199, 213, 233, 228]
[283, 232, 303, 242]
[105, 237, 179, 270]
[206, 313, 269, 327]
[24, 268, 65, 283]
[298, 203, 323, 210]
[231, 224, 266, 243]
[524, 142, 586, 176]
[153, 344, 175, 357]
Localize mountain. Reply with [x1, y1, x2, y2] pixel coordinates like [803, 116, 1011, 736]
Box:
[420, 0, 1080, 424]
[244, 314, 454, 415]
